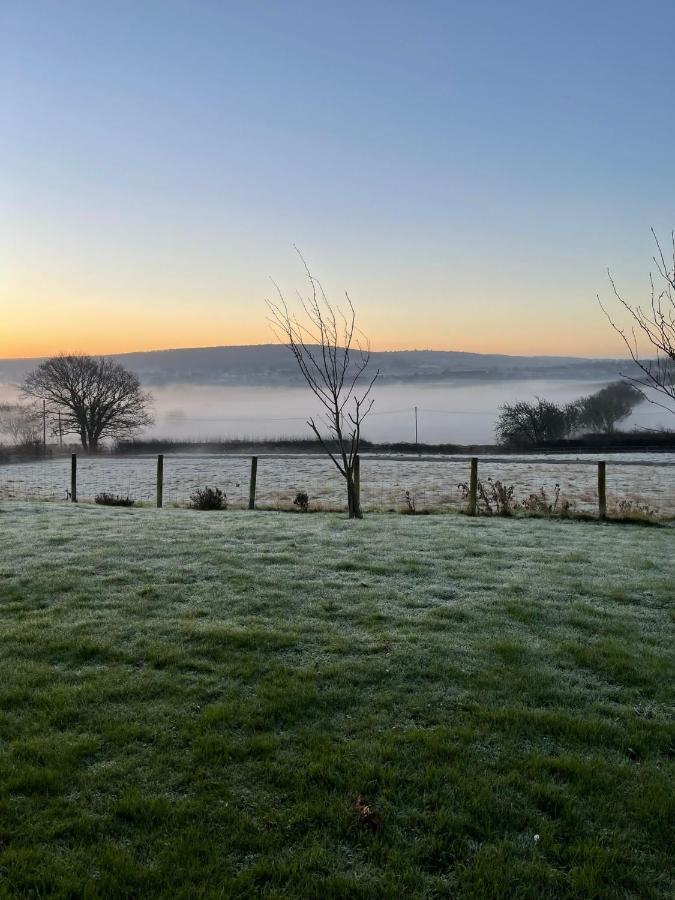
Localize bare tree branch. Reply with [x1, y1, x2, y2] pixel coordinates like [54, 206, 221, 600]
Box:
[599, 229, 675, 415]
[265, 256, 379, 518]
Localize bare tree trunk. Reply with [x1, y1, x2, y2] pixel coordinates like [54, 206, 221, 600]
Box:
[346, 469, 361, 519]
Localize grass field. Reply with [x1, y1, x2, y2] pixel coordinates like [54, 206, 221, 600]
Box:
[0, 504, 673, 898]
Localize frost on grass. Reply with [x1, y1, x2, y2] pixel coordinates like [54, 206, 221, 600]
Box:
[0, 503, 673, 898]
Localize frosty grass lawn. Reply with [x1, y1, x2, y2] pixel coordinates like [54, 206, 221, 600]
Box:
[0, 504, 673, 898]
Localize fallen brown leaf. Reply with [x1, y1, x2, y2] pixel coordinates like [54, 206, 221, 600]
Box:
[354, 794, 382, 832]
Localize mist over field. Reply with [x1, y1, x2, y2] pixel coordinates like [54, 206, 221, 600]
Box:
[2, 345, 668, 444]
[105, 379, 669, 444]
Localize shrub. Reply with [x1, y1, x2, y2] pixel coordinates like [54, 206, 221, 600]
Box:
[459, 480, 576, 517]
[458, 478, 516, 515]
[520, 483, 572, 514]
[293, 491, 310, 512]
[190, 487, 226, 510]
[95, 492, 135, 507]
[484, 479, 516, 515]
[613, 498, 658, 520]
[403, 489, 416, 514]
[521, 487, 553, 513]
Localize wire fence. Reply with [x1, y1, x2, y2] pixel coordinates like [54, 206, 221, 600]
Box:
[1, 452, 674, 520]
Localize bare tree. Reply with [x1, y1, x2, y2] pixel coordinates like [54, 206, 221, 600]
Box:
[0, 403, 42, 447]
[495, 398, 572, 448]
[599, 229, 675, 411]
[22, 354, 152, 451]
[266, 256, 378, 518]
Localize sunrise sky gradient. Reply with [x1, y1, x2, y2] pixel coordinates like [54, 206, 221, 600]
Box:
[2, 0, 675, 359]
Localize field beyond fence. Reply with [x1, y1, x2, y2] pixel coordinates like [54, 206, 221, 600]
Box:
[1, 452, 674, 520]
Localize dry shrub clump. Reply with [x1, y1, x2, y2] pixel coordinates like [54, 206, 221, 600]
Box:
[521, 484, 573, 514]
[293, 491, 310, 512]
[458, 478, 516, 515]
[95, 492, 135, 507]
[612, 498, 659, 521]
[190, 487, 227, 510]
[459, 480, 575, 516]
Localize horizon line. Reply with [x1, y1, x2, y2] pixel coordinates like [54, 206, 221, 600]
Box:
[0, 342, 631, 363]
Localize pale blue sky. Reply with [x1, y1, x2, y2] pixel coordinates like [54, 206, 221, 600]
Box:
[2, 0, 674, 356]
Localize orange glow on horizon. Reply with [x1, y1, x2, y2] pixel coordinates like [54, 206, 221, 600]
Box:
[1, 289, 635, 360]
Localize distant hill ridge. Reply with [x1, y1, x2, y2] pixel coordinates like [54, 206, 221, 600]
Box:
[0, 344, 631, 386]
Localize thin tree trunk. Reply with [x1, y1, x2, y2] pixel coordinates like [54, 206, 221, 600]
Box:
[346, 470, 362, 519]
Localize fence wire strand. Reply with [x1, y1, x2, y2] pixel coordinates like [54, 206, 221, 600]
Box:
[0, 453, 673, 518]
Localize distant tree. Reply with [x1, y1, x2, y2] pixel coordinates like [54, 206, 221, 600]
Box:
[576, 381, 643, 433]
[496, 398, 572, 448]
[0, 402, 42, 447]
[22, 354, 152, 451]
[266, 254, 378, 519]
[600, 229, 675, 411]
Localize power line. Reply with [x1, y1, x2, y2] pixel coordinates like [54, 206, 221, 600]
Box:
[418, 408, 495, 416]
[162, 413, 309, 422]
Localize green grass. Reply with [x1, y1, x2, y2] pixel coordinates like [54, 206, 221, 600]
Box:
[0, 503, 673, 898]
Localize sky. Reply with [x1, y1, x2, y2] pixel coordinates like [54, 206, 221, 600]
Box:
[2, 0, 674, 359]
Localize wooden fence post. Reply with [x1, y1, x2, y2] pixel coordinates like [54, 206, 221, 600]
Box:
[468, 457, 478, 516]
[156, 454, 164, 509]
[597, 460, 607, 520]
[248, 456, 258, 510]
[70, 454, 77, 503]
[353, 454, 361, 510]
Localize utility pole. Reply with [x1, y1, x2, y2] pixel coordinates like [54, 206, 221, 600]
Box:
[42, 400, 46, 448]
[414, 406, 418, 449]
[58, 410, 63, 448]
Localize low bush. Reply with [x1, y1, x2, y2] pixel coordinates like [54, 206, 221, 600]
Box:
[612, 498, 658, 520]
[521, 483, 572, 514]
[190, 487, 226, 510]
[458, 478, 516, 515]
[95, 492, 135, 507]
[458, 480, 576, 517]
[293, 491, 310, 512]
